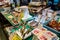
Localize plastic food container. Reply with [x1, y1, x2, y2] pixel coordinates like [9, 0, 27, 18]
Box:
[43, 15, 60, 35]
[43, 24, 60, 35]
[32, 28, 59, 40]
[9, 33, 22, 40]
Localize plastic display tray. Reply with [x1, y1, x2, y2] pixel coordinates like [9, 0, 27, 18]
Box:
[43, 21, 60, 35]
[1, 13, 19, 26]
[1, 12, 34, 26]
[10, 25, 34, 40]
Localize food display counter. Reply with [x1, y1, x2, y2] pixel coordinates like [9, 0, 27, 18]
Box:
[0, 0, 60, 40]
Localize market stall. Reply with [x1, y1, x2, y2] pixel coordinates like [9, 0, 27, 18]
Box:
[0, 0, 60, 40]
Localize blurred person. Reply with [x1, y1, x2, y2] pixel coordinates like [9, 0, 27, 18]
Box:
[20, 0, 30, 6]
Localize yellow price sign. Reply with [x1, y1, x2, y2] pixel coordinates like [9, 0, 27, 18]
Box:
[12, 34, 22, 40]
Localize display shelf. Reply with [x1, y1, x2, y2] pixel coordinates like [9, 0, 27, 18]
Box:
[1, 12, 34, 26]
[1, 12, 19, 26]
